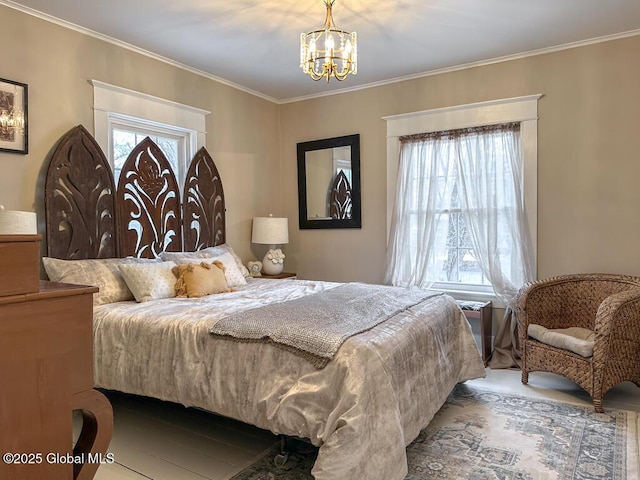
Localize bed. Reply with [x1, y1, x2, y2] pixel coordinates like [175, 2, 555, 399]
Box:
[43, 125, 486, 480]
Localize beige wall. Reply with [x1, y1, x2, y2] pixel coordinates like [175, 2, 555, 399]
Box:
[0, 6, 281, 264]
[281, 35, 640, 283]
[3, 5, 640, 285]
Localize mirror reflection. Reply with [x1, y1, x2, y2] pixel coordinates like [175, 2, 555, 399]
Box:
[297, 134, 361, 229]
[305, 145, 352, 220]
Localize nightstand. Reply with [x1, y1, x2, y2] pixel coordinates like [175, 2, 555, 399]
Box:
[260, 272, 297, 279]
[457, 300, 492, 365]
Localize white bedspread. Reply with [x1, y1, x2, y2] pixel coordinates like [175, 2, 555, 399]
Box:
[93, 278, 486, 480]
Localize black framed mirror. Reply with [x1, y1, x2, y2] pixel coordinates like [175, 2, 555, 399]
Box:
[297, 134, 361, 229]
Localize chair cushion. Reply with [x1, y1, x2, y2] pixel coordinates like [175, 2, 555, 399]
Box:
[527, 324, 595, 358]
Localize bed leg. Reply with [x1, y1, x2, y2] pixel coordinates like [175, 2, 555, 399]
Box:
[274, 435, 289, 467]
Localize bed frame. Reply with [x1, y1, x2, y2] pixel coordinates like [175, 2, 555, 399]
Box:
[41, 127, 487, 480]
[44, 125, 226, 260]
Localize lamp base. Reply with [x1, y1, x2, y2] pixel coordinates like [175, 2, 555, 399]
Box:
[262, 248, 285, 275]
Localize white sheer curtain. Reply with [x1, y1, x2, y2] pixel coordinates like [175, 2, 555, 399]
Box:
[384, 123, 534, 367]
[384, 131, 455, 288]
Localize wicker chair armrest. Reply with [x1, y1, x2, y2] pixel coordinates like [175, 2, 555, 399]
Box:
[592, 288, 640, 378]
[594, 288, 640, 341]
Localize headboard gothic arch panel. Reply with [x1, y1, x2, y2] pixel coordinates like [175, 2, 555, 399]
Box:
[329, 170, 352, 220]
[45, 125, 119, 259]
[117, 137, 183, 258]
[183, 147, 226, 250]
[45, 125, 226, 260]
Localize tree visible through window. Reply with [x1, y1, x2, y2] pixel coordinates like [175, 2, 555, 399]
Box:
[439, 183, 488, 286]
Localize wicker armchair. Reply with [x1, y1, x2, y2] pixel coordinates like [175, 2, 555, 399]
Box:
[516, 273, 640, 412]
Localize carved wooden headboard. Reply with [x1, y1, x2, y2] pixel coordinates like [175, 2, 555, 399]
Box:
[44, 125, 225, 259]
[329, 170, 352, 220]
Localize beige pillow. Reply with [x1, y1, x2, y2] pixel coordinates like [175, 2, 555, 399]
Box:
[118, 261, 178, 302]
[172, 261, 232, 298]
[42, 257, 157, 305]
[170, 251, 247, 288]
[527, 324, 595, 358]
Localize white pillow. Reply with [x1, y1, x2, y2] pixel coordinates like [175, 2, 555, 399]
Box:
[201, 244, 250, 278]
[118, 261, 178, 302]
[42, 257, 157, 305]
[188, 252, 247, 288]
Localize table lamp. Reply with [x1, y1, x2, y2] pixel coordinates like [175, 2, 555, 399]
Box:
[251, 215, 289, 275]
[0, 205, 37, 234]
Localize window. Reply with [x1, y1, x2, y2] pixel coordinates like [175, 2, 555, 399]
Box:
[383, 95, 540, 303]
[333, 146, 352, 185]
[109, 115, 189, 186]
[91, 80, 209, 187]
[416, 155, 491, 288]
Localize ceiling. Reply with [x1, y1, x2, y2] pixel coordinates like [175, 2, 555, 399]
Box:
[5, 0, 640, 103]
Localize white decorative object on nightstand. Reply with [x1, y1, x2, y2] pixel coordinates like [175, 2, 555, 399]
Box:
[247, 261, 263, 277]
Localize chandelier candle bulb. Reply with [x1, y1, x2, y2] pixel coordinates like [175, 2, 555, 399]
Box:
[326, 34, 334, 55]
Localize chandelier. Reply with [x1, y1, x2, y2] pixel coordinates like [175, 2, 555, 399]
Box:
[300, 0, 357, 82]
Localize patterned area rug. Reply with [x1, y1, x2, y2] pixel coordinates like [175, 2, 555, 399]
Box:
[231, 384, 639, 480]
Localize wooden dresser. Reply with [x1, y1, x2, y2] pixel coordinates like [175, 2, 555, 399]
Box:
[0, 280, 113, 480]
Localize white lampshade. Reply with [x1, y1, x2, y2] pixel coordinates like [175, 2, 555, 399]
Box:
[0, 205, 37, 235]
[251, 216, 289, 245]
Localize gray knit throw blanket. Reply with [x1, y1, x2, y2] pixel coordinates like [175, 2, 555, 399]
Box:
[210, 283, 442, 368]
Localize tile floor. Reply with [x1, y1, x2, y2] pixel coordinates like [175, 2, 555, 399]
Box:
[83, 368, 640, 479]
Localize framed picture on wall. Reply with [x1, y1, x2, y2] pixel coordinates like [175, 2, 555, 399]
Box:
[0, 78, 28, 154]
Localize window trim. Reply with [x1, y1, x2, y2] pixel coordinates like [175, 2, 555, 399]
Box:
[91, 80, 210, 178]
[383, 94, 542, 304]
